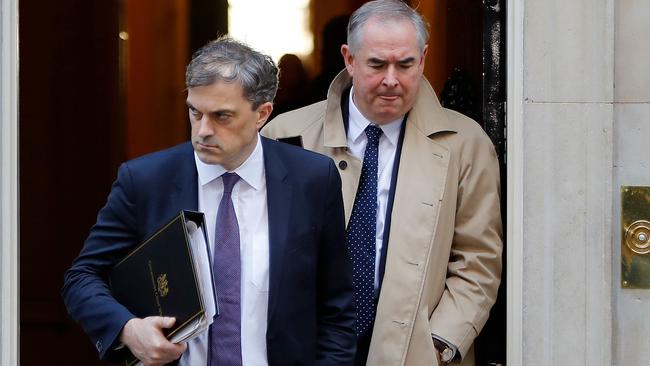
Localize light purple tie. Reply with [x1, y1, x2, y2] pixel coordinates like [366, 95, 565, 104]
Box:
[209, 172, 242, 366]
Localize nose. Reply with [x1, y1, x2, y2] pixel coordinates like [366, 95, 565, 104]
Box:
[382, 66, 399, 88]
[196, 116, 214, 137]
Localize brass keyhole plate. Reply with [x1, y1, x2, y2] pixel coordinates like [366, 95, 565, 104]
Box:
[621, 186, 650, 288]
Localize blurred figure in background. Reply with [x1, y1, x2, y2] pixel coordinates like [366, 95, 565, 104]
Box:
[269, 53, 309, 121]
[307, 15, 350, 103]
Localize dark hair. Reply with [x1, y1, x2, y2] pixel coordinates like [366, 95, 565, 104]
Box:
[186, 36, 279, 109]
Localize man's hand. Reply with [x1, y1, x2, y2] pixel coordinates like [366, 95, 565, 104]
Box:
[119, 316, 187, 366]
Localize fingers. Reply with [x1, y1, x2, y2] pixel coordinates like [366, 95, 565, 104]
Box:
[142, 342, 185, 366]
[170, 342, 187, 357]
[151, 316, 176, 329]
[120, 317, 185, 366]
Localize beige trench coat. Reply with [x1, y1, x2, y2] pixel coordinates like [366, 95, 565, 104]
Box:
[261, 72, 502, 366]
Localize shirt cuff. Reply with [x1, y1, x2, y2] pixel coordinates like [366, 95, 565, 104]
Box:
[431, 333, 460, 362]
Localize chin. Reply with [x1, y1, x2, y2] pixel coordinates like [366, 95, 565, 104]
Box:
[376, 111, 401, 121]
[197, 153, 221, 165]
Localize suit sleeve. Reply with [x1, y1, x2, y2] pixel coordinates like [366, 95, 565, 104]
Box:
[429, 132, 503, 358]
[315, 160, 357, 365]
[61, 162, 140, 361]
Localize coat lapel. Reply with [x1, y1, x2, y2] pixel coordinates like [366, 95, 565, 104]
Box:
[322, 72, 362, 225]
[260, 138, 293, 320]
[367, 80, 456, 364]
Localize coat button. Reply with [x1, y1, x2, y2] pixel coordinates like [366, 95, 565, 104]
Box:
[338, 160, 348, 170]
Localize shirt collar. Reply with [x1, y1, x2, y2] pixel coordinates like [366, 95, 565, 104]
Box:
[194, 134, 265, 191]
[348, 86, 403, 147]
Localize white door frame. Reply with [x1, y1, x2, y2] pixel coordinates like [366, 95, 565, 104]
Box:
[1, 0, 19, 364]
[0, 0, 526, 364]
[506, 0, 524, 364]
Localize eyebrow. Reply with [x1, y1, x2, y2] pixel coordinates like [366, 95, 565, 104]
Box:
[367, 56, 417, 64]
[186, 102, 234, 117]
[398, 57, 416, 64]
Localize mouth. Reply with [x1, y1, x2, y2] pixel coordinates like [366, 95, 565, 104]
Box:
[378, 95, 399, 102]
[196, 142, 220, 150]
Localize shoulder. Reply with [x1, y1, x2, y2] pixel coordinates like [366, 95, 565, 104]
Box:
[261, 101, 327, 139]
[261, 137, 339, 190]
[120, 142, 194, 181]
[432, 109, 498, 172]
[444, 109, 486, 137]
[438, 109, 496, 152]
[125, 142, 193, 168]
[262, 136, 334, 170]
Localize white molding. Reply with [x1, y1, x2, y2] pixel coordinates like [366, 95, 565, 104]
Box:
[1, 0, 19, 364]
[506, 0, 524, 364]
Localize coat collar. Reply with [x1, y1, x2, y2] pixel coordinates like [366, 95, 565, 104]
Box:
[322, 71, 457, 148]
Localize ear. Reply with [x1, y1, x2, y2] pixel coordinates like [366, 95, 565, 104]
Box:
[341, 44, 355, 77]
[255, 101, 273, 129]
[420, 44, 429, 68]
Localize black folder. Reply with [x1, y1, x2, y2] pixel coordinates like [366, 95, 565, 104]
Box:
[109, 210, 216, 365]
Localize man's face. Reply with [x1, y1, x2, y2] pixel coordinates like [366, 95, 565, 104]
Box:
[341, 18, 427, 124]
[187, 81, 272, 170]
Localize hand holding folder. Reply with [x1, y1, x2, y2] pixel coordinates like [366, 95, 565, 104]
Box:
[119, 316, 187, 365]
[109, 210, 218, 365]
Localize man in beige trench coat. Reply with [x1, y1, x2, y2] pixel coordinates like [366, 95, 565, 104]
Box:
[262, 1, 502, 365]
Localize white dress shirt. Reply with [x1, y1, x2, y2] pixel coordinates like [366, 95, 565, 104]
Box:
[347, 88, 403, 291]
[179, 135, 270, 366]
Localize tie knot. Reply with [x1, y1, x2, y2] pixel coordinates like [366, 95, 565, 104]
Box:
[221, 172, 240, 194]
[364, 125, 383, 146]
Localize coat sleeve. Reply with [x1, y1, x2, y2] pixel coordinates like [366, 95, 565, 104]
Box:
[61, 162, 140, 361]
[429, 128, 503, 359]
[315, 160, 357, 365]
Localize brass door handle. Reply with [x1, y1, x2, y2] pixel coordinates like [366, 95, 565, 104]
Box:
[625, 220, 650, 255]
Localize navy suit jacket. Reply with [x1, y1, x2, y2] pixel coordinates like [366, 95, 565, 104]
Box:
[63, 137, 356, 365]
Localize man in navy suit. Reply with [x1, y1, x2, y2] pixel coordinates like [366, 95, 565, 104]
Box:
[62, 37, 356, 366]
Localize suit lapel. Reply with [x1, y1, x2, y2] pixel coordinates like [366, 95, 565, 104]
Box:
[261, 138, 292, 320]
[170, 143, 199, 212]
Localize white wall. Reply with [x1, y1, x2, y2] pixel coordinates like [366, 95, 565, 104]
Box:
[1, 0, 19, 364]
[512, 0, 650, 364]
[511, 0, 616, 364]
[613, 0, 650, 364]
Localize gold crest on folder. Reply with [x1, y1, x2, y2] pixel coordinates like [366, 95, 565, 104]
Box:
[157, 273, 170, 297]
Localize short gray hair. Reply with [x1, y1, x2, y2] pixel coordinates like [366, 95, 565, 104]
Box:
[186, 36, 278, 109]
[347, 0, 429, 54]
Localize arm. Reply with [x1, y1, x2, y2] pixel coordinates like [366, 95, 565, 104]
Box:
[315, 160, 357, 365]
[429, 132, 503, 359]
[62, 162, 140, 360]
[61, 162, 184, 363]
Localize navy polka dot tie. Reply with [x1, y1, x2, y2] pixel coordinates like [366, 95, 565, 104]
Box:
[346, 125, 382, 336]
